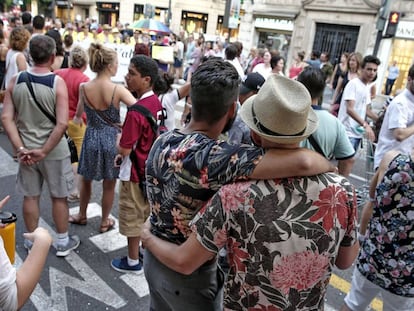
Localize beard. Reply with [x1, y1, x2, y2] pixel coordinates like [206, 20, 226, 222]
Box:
[222, 113, 237, 134]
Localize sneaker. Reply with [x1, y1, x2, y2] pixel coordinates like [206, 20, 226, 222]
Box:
[111, 256, 144, 274]
[55, 235, 80, 257]
[23, 238, 33, 251]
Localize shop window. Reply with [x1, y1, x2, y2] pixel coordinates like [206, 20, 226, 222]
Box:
[134, 4, 144, 21]
[181, 11, 208, 34]
[385, 39, 414, 95]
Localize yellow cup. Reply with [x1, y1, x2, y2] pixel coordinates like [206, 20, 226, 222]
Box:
[0, 212, 17, 264]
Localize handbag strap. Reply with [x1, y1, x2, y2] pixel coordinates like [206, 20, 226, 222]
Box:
[82, 85, 122, 130]
[22, 71, 56, 124]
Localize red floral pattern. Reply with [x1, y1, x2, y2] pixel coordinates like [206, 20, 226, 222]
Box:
[192, 174, 357, 310]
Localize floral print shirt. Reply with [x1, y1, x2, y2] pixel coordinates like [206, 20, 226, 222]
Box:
[146, 130, 263, 244]
[357, 153, 414, 297]
[191, 173, 357, 310]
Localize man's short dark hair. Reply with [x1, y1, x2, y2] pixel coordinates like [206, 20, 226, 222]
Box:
[30, 35, 56, 65]
[297, 67, 326, 101]
[32, 15, 45, 31]
[408, 64, 414, 79]
[21, 12, 32, 25]
[191, 58, 240, 123]
[129, 54, 159, 86]
[225, 44, 237, 61]
[361, 55, 381, 68]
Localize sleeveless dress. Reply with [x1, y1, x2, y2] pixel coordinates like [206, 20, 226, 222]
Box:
[78, 87, 121, 180]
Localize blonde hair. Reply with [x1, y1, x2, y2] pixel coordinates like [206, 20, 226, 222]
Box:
[88, 43, 117, 73]
[70, 45, 88, 69]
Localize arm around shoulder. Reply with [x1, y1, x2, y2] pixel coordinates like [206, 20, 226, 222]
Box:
[250, 148, 335, 180]
[141, 225, 214, 275]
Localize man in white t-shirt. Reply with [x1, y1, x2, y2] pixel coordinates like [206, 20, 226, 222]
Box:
[338, 55, 380, 152]
[374, 64, 414, 169]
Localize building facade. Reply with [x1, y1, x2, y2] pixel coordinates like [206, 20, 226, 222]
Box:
[54, 0, 414, 95]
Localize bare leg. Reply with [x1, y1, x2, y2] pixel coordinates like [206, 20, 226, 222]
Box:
[51, 197, 69, 234]
[101, 179, 116, 225]
[23, 196, 40, 232]
[127, 236, 140, 260]
[78, 176, 92, 218]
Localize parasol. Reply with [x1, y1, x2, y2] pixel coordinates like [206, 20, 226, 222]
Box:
[131, 19, 171, 34]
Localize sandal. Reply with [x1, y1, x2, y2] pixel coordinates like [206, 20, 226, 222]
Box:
[69, 214, 87, 225]
[100, 218, 115, 233]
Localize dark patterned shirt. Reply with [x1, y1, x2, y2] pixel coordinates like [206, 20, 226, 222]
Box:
[357, 153, 414, 297]
[146, 129, 263, 244]
[191, 173, 357, 310]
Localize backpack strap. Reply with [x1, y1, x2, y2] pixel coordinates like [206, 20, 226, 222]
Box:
[307, 134, 327, 159]
[128, 104, 158, 136]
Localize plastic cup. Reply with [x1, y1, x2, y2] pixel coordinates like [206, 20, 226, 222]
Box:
[0, 211, 17, 264]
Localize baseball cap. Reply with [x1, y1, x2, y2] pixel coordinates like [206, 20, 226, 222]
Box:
[239, 72, 266, 95]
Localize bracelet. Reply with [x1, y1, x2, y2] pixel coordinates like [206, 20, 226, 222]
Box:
[368, 196, 376, 202]
[18, 146, 25, 152]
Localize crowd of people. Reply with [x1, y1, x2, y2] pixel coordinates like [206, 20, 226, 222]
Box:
[0, 11, 413, 311]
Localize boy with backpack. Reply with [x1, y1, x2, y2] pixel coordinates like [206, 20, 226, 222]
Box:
[111, 55, 165, 273]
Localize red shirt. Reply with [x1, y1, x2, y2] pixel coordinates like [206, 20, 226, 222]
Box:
[120, 93, 163, 183]
[55, 68, 89, 122]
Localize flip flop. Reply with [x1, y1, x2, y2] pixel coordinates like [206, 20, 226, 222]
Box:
[100, 218, 115, 233]
[69, 214, 87, 225]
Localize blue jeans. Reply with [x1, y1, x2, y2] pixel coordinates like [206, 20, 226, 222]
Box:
[349, 137, 362, 153]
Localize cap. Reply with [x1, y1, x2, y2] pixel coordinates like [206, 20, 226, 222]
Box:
[239, 72, 266, 95]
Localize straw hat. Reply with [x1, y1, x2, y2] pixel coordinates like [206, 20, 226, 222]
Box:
[240, 74, 318, 144]
[103, 24, 112, 31]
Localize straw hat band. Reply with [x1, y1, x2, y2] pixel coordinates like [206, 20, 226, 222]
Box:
[251, 104, 306, 137]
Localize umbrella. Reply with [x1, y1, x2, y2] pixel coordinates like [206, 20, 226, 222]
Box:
[131, 19, 171, 34]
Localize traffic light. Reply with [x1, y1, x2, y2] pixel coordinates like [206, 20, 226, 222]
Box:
[384, 11, 400, 37]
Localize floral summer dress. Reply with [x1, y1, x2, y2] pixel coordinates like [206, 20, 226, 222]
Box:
[78, 86, 121, 180]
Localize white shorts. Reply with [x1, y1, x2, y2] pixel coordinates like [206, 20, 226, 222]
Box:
[344, 268, 414, 311]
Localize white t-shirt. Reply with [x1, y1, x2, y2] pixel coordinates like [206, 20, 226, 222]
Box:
[338, 78, 371, 139]
[0, 237, 18, 311]
[374, 89, 414, 168]
[226, 59, 245, 79]
[160, 89, 180, 131]
[252, 63, 272, 80]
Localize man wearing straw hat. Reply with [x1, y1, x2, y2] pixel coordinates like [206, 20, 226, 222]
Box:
[142, 74, 359, 310]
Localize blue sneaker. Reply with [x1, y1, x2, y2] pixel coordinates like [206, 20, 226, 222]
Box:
[55, 235, 80, 257]
[111, 256, 144, 274]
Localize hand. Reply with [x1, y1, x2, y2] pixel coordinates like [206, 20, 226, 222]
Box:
[0, 196, 10, 228]
[72, 116, 84, 126]
[140, 218, 152, 249]
[365, 125, 375, 142]
[23, 227, 53, 246]
[114, 154, 123, 167]
[25, 149, 47, 164]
